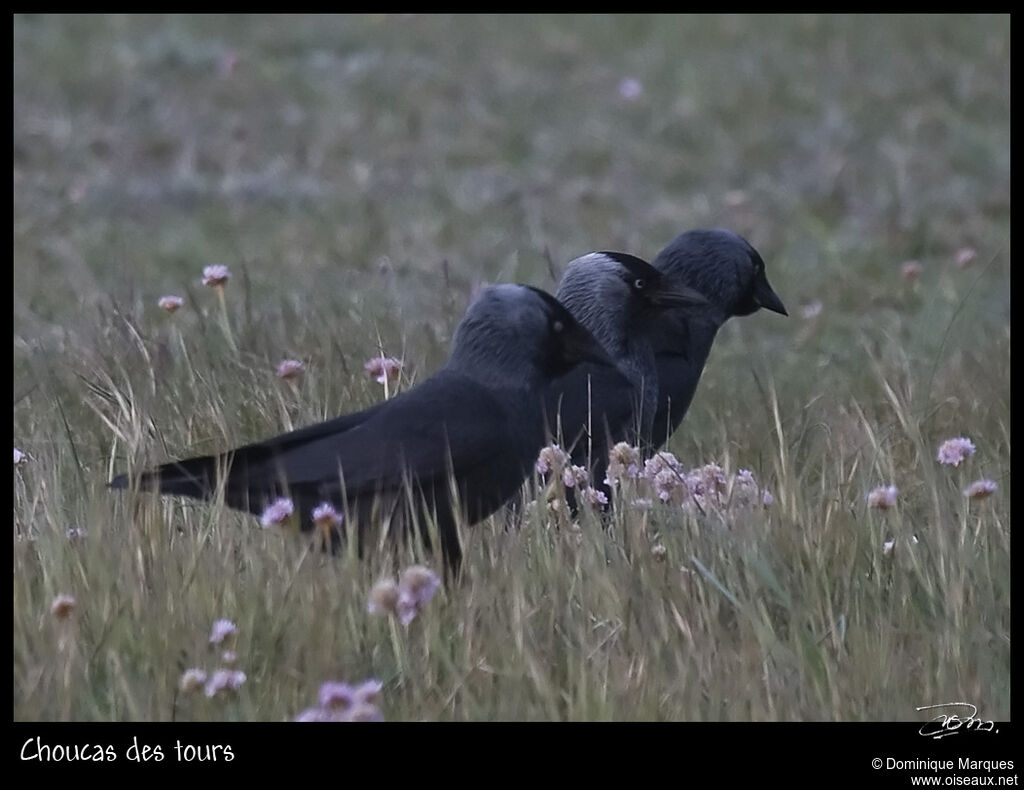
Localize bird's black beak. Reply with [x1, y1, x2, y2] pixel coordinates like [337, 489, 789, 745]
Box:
[753, 275, 788, 316]
[560, 322, 616, 368]
[646, 282, 710, 309]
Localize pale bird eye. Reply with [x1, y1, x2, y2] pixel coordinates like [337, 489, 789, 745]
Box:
[552, 320, 564, 333]
[634, 278, 646, 290]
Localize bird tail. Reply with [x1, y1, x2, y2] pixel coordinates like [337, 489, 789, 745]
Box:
[109, 453, 227, 501]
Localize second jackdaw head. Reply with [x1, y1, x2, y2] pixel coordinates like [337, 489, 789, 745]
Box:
[547, 251, 708, 474]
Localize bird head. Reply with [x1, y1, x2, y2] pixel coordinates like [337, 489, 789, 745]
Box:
[652, 229, 787, 320]
[555, 252, 708, 351]
[448, 283, 615, 385]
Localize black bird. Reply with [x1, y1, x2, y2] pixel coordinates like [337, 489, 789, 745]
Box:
[110, 284, 617, 573]
[648, 228, 788, 450]
[544, 251, 708, 494]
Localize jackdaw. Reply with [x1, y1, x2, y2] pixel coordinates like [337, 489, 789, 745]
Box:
[544, 251, 708, 495]
[110, 284, 617, 573]
[648, 228, 788, 450]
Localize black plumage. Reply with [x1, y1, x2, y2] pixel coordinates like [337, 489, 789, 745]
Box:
[543, 251, 708, 494]
[648, 228, 788, 450]
[110, 284, 616, 573]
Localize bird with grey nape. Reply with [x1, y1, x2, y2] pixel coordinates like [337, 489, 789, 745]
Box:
[647, 228, 788, 451]
[109, 284, 617, 575]
[543, 251, 709, 496]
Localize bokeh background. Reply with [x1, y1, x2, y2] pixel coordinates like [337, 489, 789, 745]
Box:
[14, 14, 1010, 722]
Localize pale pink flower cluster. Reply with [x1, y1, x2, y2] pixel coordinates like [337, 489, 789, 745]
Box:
[963, 479, 997, 500]
[867, 485, 899, 510]
[535, 444, 570, 477]
[604, 442, 642, 486]
[368, 565, 441, 627]
[644, 452, 686, 503]
[204, 668, 247, 698]
[900, 261, 922, 282]
[562, 464, 590, 489]
[14, 447, 26, 465]
[202, 264, 231, 287]
[260, 497, 295, 528]
[364, 355, 403, 384]
[618, 77, 644, 100]
[954, 247, 977, 269]
[179, 618, 247, 699]
[179, 668, 208, 693]
[936, 437, 976, 467]
[311, 502, 342, 530]
[50, 593, 77, 620]
[158, 295, 184, 313]
[602, 444, 774, 516]
[534, 443, 609, 508]
[294, 679, 384, 722]
[276, 359, 304, 380]
[209, 619, 238, 646]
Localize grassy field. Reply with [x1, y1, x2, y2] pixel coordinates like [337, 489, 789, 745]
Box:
[13, 14, 1009, 722]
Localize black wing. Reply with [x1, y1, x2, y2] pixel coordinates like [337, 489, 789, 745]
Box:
[112, 370, 518, 517]
[542, 362, 637, 467]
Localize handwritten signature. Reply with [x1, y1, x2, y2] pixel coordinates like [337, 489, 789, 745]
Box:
[917, 702, 998, 739]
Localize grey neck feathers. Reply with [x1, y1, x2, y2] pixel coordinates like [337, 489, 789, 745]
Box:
[556, 270, 658, 435]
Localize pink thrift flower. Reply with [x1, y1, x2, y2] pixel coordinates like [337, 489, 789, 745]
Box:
[585, 488, 609, 507]
[311, 502, 342, 530]
[937, 437, 976, 467]
[618, 77, 643, 100]
[221, 650, 238, 666]
[260, 497, 295, 528]
[179, 668, 208, 693]
[900, 261, 922, 282]
[202, 264, 231, 287]
[66, 527, 87, 541]
[761, 490, 775, 506]
[954, 247, 977, 269]
[364, 355, 402, 384]
[643, 452, 682, 479]
[867, 485, 899, 510]
[397, 565, 441, 627]
[209, 618, 237, 646]
[605, 442, 641, 486]
[204, 669, 246, 698]
[354, 679, 383, 706]
[730, 468, 764, 508]
[800, 300, 823, 320]
[963, 479, 997, 500]
[653, 469, 683, 502]
[535, 444, 569, 476]
[276, 359, 304, 380]
[318, 682, 355, 711]
[562, 464, 589, 489]
[367, 578, 400, 617]
[50, 593, 77, 620]
[14, 447, 26, 465]
[158, 295, 184, 313]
